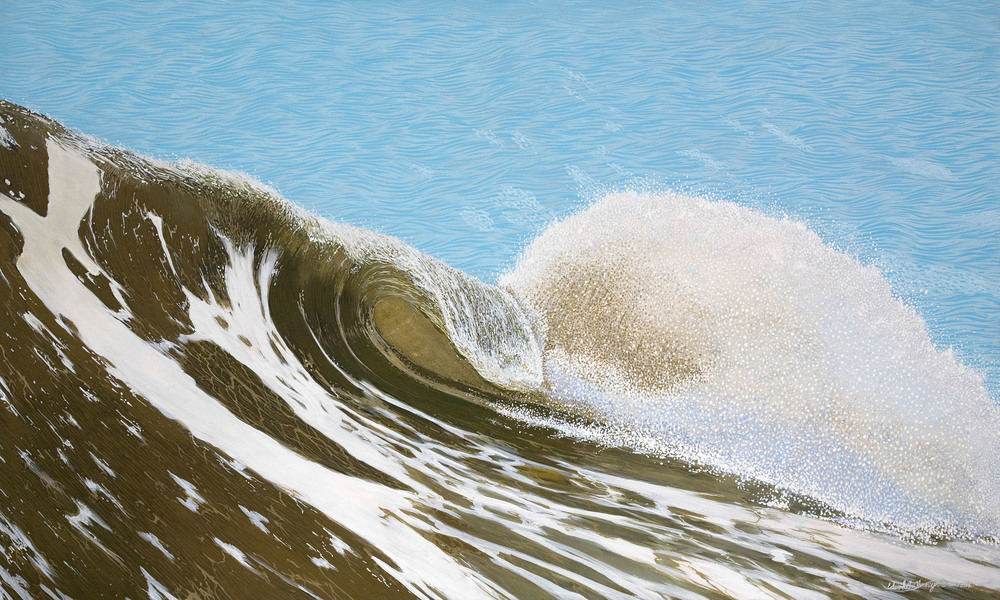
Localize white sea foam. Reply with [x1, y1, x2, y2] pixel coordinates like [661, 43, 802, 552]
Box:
[142, 568, 181, 600]
[502, 190, 1000, 536]
[0, 139, 500, 600]
[239, 505, 270, 534]
[0, 123, 17, 150]
[0, 512, 54, 579]
[168, 473, 205, 513]
[138, 532, 174, 561]
[5, 131, 997, 598]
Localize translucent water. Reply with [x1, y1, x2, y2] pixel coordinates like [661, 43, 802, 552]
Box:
[1, 2, 998, 598]
[3, 0, 995, 395]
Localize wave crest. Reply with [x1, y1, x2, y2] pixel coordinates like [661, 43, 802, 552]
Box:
[504, 190, 1000, 537]
[2, 99, 996, 545]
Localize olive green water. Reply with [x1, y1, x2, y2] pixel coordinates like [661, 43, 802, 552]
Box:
[2, 102, 999, 599]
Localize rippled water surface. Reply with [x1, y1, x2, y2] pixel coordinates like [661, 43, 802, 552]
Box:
[1, 1, 998, 599]
[4, 1, 997, 382]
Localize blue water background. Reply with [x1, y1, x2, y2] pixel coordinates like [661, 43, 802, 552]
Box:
[2, 0, 997, 398]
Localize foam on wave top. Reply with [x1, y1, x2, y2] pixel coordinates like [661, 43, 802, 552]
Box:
[503, 190, 1000, 536]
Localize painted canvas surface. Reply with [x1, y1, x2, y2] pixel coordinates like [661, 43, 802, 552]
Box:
[1, 2, 998, 598]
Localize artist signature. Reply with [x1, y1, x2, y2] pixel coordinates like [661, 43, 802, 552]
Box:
[884, 579, 975, 592]
[884, 579, 939, 592]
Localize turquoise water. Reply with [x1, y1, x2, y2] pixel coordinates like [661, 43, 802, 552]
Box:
[3, 0, 996, 399]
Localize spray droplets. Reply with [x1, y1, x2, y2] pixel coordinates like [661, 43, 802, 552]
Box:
[504, 191, 1000, 537]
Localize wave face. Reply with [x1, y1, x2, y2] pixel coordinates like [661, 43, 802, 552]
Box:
[3, 102, 1000, 599]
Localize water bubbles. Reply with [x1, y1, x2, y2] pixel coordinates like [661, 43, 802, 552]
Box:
[503, 190, 1000, 537]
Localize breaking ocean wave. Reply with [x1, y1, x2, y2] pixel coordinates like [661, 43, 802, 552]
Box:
[2, 101, 999, 599]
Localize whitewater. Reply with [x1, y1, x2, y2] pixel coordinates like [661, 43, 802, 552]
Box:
[1, 101, 999, 599]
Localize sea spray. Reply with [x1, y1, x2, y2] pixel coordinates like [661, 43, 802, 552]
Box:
[4, 101, 1000, 600]
[503, 190, 1000, 537]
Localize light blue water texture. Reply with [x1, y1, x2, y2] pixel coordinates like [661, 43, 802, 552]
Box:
[2, 0, 997, 397]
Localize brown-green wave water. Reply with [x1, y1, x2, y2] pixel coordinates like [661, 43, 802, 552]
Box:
[2, 101, 999, 599]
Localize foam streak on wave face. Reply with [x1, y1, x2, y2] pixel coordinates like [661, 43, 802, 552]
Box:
[502, 191, 1000, 537]
[0, 139, 497, 600]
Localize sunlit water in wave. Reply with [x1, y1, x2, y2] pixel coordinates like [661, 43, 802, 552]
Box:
[1, 1, 999, 599]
